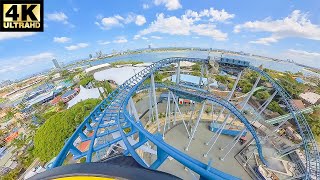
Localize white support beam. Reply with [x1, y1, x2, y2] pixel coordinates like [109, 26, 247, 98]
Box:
[151, 73, 160, 131]
[167, 91, 171, 129]
[148, 89, 153, 123]
[211, 71, 242, 124]
[220, 128, 246, 161]
[199, 63, 204, 86]
[188, 102, 196, 127]
[129, 97, 139, 122]
[163, 92, 171, 139]
[240, 76, 261, 111]
[176, 61, 181, 84]
[170, 91, 191, 138]
[185, 101, 206, 151]
[204, 114, 232, 157]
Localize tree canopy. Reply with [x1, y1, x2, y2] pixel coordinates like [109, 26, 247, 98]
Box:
[267, 101, 285, 115]
[33, 99, 100, 162]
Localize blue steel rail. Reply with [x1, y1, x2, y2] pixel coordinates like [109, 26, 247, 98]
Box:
[52, 57, 319, 179]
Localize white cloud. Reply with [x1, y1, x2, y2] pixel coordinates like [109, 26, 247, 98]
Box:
[47, 12, 69, 24]
[142, 37, 148, 40]
[133, 35, 141, 40]
[186, 8, 235, 22]
[0, 32, 37, 41]
[154, 0, 182, 11]
[65, 43, 89, 50]
[135, 15, 147, 26]
[191, 24, 227, 41]
[96, 16, 122, 30]
[136, 9, 230, 41]
[234, 10, 320, 45]
[249, 36, 279, 45]
[0, 52, 54, 73]
[113, 37, 128, 43]
[53, 37, 71, 43]
[96, 14, 146, 30]
[143, 4, 149, 9]
[151, 36, 163, 39]
[98, 40, 111, 45]
[282, 49, 320, 68]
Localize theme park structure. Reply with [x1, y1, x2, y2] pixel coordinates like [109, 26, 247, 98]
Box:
[50, 57, 319, 179]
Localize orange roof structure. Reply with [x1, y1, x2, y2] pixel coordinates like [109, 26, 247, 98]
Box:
[78, 132, 94, 152]
[5, 131, 19, 143]
[51, 96, 62, 105]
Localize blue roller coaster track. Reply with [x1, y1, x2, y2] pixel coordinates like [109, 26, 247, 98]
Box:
[51, 57, 319, 179]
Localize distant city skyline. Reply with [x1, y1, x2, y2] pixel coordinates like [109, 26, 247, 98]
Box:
[0, 0, 320, 81]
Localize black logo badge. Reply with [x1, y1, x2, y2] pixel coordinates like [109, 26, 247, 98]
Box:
[0, 0, 43, 32]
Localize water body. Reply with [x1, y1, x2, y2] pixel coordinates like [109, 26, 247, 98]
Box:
[89, 51, 320, 77]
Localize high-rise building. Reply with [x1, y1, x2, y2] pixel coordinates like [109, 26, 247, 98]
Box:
[52, 59, 61, 69]
[148, 44, 152, 49]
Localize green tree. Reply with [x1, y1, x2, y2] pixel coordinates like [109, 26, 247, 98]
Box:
[2, 168, 21, 180]
[79, 75, 94, 86]
[191, 63, 201, 71]
[33, 99, 100, 162]
[215, 75, 228, 84]
[254, 91, 270, 101]
[267, 101, 285, 115]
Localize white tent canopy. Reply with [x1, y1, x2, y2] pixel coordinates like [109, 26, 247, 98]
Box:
[94, 66, 144, 85]
[67, 86, 104, 108]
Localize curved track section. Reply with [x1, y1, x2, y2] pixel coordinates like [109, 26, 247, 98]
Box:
[52, 57, 319, 179]
[249, 66, 320, 179]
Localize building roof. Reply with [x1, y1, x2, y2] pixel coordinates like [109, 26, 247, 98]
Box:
[291, 99, 305, 109]
[299, 92, 320, 105]
[85, 63, 110, 73]
[171, 74, 208, 85]
[5, 131, 18, 143]
[67, 86, 104, 108]
[51, 96, 61, 105]
[27, 91, 55, 106]
[61, 89, 77, 98]
[295, 77, 304, 84]
[94, 66, 144, 85]
[77, 132, 94, 152]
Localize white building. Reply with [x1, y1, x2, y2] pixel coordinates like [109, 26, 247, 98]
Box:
[299, 92, 320, 105]
[85, 63, 111, 74]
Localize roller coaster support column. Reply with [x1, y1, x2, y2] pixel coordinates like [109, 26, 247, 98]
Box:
[148, 89, 154, 123]
[176, 61, 181, 84]
[256, 91, 277, 119]
[129, 97, 139, 122]
[242, 91, 278, 165]
[170, 91, 191, 138]
[204, 113, 232, 157]
[167, 91, 171, 129]
[206, 70, 243, 148]
[188, 102, 196, 127]
[174, 61, 181, 125]
[199, 63, 204, 86]
[210, 71, 243, 124]
[151, 73, 160, 131]
[220, 129, 246, 161]
[242, 76, 261, 109]
[163, 92, 171, 138]
[219, 76, 262, 159]
[185, 101, 206, 151]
